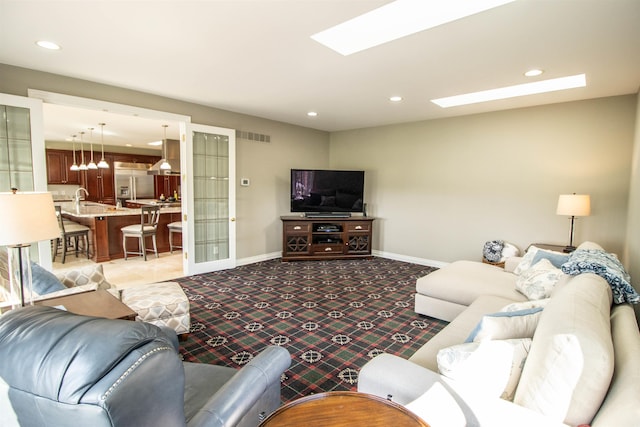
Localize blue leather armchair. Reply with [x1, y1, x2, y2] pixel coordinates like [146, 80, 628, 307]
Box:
[0, 306, 291, 427]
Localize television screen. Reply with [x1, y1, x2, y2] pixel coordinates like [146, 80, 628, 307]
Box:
[291, 169, 365, 213]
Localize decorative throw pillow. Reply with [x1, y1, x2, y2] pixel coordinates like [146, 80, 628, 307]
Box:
[561, 248, 640, 304]
[31, 262, 66, 296]
[516, 259, 564, 300]
[513, 246, 541, 275]
[531, 249, 569, 269]
[437, 338, 532, 401]
[466, 307, 543, 343]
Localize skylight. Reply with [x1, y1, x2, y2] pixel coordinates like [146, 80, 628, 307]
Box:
[311, 0, 516, 56]
[431, 74, 587, 108]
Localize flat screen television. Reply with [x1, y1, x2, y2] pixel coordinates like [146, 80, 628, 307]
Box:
[291, 169, 365, 214]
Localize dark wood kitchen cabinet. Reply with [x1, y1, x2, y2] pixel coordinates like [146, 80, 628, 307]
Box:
[46, 149, 81, 184]
[154, 175, 181, 199]
[81, 154, 115, 205]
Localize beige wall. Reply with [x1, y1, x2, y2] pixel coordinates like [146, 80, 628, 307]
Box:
[625, 93, 640, 319]
[2, 64, 638, 272]
[330, 95, 637, 265]
[0, 64, 331, 260]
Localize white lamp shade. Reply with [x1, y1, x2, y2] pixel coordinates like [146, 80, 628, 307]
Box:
[556, 194, 591, 217]
[0, 192, 61, 246]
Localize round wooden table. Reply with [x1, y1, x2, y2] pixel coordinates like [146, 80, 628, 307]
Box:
[259, 391, 430, 427]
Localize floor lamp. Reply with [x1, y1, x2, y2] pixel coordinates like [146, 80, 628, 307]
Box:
[556, 193, 591, 253]
[0, 191, 60, 309]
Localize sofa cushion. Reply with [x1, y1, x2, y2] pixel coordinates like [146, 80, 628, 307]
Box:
[409, 295, 517, 371]
[466, 307, 543, 342]
[514, 273, 614, 426]
[437, 338, 531, 401]
[591, 304, 640, 427]
[515, 259, 564, 300]
[500, 299, 550, 312]
[416, 260, 526, 307]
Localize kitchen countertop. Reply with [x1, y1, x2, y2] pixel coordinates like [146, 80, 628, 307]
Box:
[58, 202, 181, 218]
[127, 198, 182, 207]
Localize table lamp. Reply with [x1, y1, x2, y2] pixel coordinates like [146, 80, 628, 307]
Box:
[0, 191, 60, 308]
[556, 193, 591, 253]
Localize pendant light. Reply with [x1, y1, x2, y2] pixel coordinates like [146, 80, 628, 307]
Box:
[160, 124, 171, 170]
[87, 127, 98, 169]
[78, 131, 88, 171]
[69, 134, 79, 171]
[97, 122, 109, 168]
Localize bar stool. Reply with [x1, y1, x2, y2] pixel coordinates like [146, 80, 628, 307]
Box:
[52, 206, 90, 264]
[121, 206, 161, 261]
[167, 221, 183, 253]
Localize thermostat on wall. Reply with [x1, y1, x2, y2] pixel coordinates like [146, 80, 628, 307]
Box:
[240, 178, 250, 186]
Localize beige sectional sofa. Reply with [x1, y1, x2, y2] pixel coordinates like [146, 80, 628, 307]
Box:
[358, 242, 640, 427]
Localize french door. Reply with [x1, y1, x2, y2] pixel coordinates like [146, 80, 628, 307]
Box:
[182, 123, 236, 274]
[0, 93, 52, 267]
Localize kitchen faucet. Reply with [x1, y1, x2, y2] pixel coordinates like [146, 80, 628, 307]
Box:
[75, 187, 89, 209]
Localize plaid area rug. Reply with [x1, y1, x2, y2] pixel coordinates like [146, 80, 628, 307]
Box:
[176, 257, 445, 402]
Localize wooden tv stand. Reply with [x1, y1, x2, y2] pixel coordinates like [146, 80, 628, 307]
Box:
[281, 216, 374, 261]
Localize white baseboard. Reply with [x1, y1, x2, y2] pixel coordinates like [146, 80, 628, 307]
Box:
[237, 251, 282, 266]
[259, 250, 448, 268]
[372, 249, 448, 268]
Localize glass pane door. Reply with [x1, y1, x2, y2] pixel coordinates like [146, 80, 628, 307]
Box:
[0, 94, 49, 267]
[0, 105, 34, 191]
[183, 124, 236, 274]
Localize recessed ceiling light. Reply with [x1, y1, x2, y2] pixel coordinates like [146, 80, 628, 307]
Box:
[36, 40, 61, 50]
[148, 140, 163, 146]
[311, 0, 516, 56]
[431, 74, 586, 108]
[389, 96, 403, 102]
[307, 111, 318, 117]
[524, 69, 544, 77]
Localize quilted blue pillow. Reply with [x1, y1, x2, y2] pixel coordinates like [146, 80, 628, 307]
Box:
[31, 262, 66, 296]
[561, 249, 639, 304]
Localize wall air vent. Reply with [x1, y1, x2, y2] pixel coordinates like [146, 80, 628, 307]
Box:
[236, 130, 271, 143]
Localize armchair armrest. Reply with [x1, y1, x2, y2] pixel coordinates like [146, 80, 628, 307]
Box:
[187, 346, 291, 427]
[54, 264, 112, 290]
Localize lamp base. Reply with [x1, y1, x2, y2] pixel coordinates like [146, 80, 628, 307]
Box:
[563, 245, 576, 253]
[6, 244, 34, 309]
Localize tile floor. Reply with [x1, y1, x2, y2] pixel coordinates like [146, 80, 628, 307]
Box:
[53, 251, 185, 289]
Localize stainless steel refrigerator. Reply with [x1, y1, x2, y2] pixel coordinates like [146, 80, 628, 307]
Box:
[114, 162, 155, 200]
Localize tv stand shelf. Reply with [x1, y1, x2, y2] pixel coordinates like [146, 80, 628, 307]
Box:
[281, 216, 374, 261]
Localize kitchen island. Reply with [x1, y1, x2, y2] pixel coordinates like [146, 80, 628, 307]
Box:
[58, 202, 182, 262]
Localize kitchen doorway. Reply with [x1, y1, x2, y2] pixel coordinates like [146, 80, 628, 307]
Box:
[28, 90, 197, 278]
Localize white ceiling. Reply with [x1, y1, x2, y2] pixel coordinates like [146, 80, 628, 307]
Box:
[1, 0, 639, 146]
